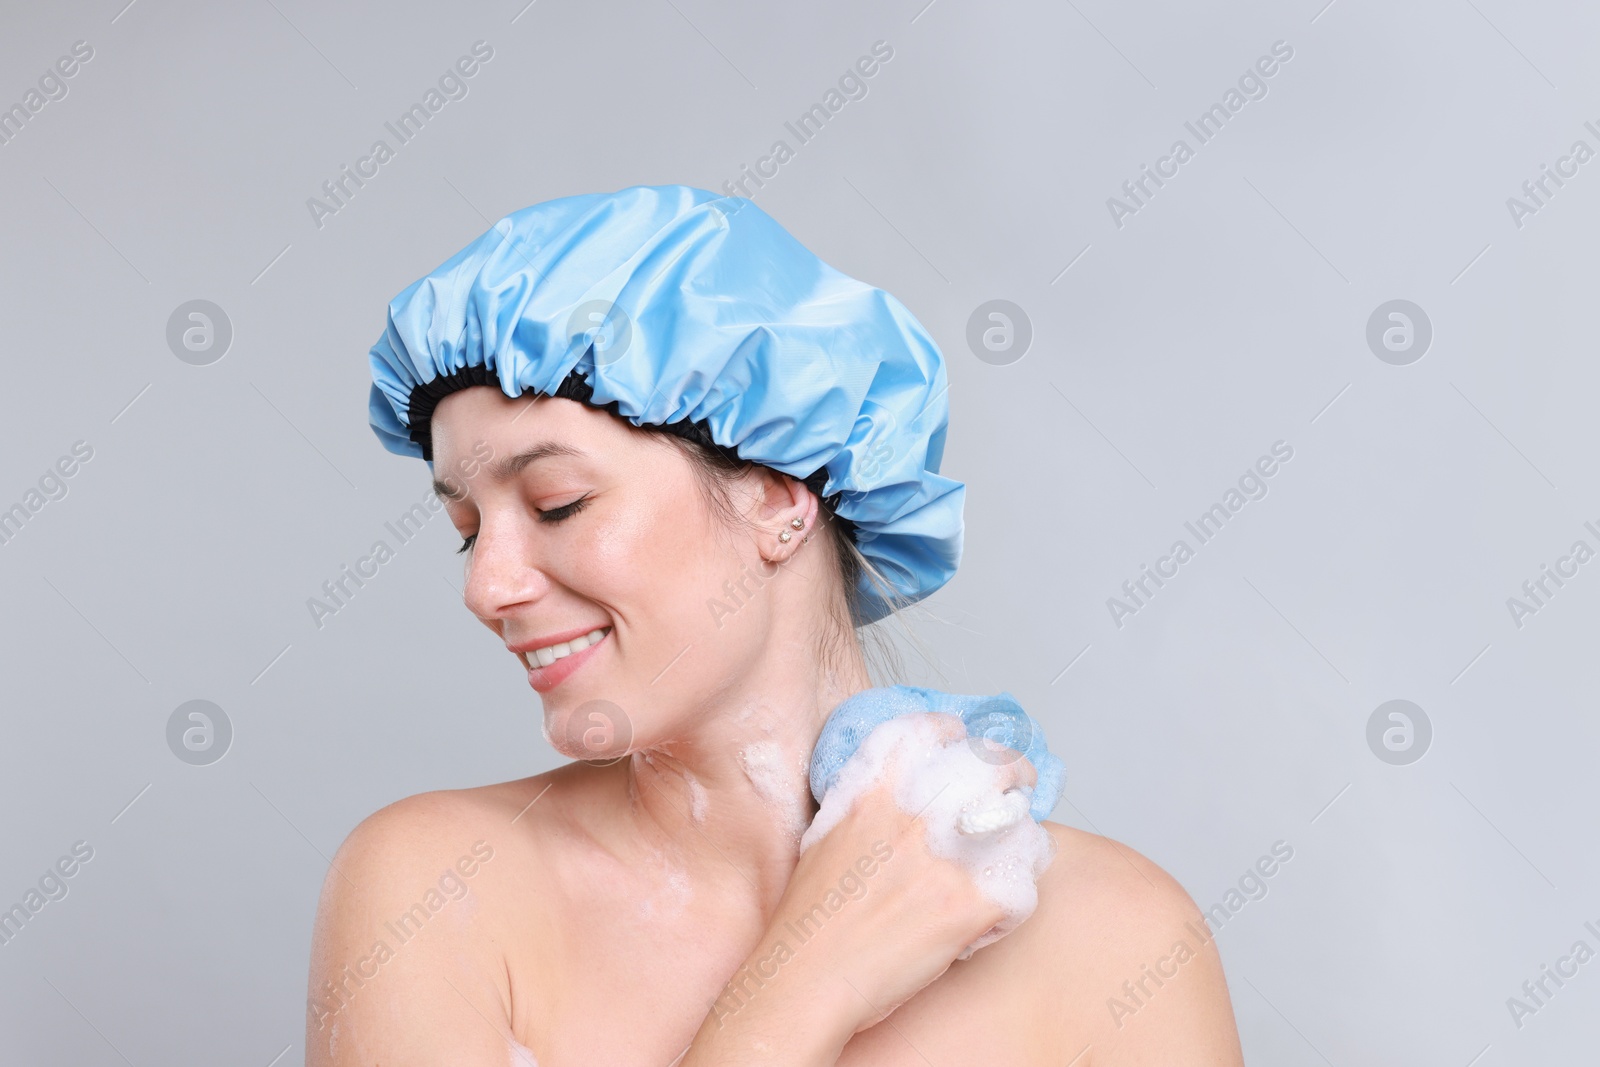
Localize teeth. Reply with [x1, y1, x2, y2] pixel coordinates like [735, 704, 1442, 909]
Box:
[528, 627, 609, 669]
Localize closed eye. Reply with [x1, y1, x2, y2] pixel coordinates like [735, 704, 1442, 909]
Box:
[456, 494, 591, 555]
[539, 494, 591, 524]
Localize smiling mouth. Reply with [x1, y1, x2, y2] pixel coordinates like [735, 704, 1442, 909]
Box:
[515, 626, 613, 670]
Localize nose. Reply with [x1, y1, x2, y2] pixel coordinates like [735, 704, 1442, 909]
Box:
[461, 516, 552, 627]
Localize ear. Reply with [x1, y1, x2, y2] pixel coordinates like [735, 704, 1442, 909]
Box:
[752, 468, 820, 565]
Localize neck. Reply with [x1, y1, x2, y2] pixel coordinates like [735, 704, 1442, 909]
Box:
[620, 641, 872, 911]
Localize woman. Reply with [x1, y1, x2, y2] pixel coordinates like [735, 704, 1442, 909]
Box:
[307, 185, 1245, 1065]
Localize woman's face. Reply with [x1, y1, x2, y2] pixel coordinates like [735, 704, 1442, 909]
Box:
[429, 387, 789, 760]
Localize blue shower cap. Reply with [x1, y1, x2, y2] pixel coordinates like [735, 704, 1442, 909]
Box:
[367, 184, 965, 624]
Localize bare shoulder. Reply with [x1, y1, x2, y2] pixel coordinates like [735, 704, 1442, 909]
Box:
[1031, 822, 1201, 943]
[305, 773, 567, 1066]
[1025, 822, 1246, 1066]
[327, 774, 552, 872]
[315, 774, 556, 923]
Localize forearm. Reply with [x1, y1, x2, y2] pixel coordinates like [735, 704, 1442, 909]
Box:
[678, 939, 861, 1067]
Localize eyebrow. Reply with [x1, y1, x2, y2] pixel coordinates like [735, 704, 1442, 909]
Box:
[432, 442, 587, 500]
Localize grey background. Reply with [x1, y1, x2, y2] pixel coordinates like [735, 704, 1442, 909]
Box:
[1, 0, 1595, 1063]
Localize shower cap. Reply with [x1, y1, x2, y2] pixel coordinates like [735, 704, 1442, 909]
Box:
[366, 183, 965, 624]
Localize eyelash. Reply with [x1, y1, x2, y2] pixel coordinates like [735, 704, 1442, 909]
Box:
[455, 494, 591, 555]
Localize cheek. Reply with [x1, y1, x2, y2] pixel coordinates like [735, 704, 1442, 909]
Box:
[614, 505, 753, 631]
[583, 507, 651, 570]
[580, 495, 720, 610]
[571, 510, 655, 608]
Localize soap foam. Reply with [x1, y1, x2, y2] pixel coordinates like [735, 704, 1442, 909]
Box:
[685, 770, 708, 824]
[636, 857, 694, 921]
[634, 751, 708, 825]
[800, 714, 1056, 957]
[738, 739, 809, 841]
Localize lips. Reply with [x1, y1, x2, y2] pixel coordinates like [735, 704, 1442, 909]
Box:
[514, 626, 611, 668]
[516, 627, 611, 693]
[508, 624, 610, 663]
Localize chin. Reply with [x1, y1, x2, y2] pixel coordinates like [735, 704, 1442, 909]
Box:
[543, 696, 638, 762]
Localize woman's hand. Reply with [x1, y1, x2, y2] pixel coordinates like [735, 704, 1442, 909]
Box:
[776, 711, 1041, 1029]
[679, 712, 1046, 1065]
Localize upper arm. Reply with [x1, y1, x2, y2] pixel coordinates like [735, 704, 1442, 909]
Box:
[306, 792, 521, 1067]
[1034, 824, 1246, 1067]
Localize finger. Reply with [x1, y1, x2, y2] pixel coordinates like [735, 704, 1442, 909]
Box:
[991, 750, 1039, 793]
[965, 732, 1041, 784]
